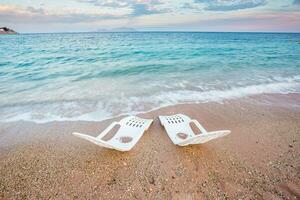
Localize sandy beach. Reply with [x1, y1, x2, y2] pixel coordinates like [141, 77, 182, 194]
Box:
[1, 1, 300, 199]
[0, 94, 299, 199]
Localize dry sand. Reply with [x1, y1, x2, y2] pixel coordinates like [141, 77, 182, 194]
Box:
[0, 95, 300, 199]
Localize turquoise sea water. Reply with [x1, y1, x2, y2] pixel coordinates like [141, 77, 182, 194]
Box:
[0, 32, 300, 122]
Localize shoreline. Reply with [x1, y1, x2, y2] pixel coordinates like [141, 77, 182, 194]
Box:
[1, 92, 300, 124]
[0, 95, 300, 199]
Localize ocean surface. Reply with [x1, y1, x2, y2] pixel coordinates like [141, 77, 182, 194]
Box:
[0, 32, 300, 123]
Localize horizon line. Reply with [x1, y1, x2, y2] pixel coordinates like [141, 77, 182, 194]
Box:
[17, 30, 300, 34]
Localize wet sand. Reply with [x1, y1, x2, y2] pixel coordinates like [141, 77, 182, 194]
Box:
[0, 96, 300, 199]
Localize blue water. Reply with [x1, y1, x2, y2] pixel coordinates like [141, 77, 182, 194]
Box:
[0, 32, 300, 122]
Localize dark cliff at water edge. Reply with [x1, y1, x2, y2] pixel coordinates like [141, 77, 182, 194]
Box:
[0, 27, 18, 34]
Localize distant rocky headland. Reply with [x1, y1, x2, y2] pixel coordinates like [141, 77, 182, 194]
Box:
[96, 27, 137, 32]
[0, 27, 18, 34]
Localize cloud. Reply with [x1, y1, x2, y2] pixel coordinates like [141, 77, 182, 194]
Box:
[181, 2, 201, 10]
[130, 3, 162, 16]
[2, 1, 299, 33]
[146, 11, 300, 32]
[75, 0, 165, 16]
[294, 0, 300, 4]
[0, 5, 123, 24]
[195, 0, 267, 11]
[75, 0, 128, 8]
[26, 6, 45, 14]
[75, 0, 162, 8]
[0, 2, 163, 26]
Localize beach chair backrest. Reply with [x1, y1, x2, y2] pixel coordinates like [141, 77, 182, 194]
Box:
[162, 114, 190, 125]
[124, 117, 148, 128]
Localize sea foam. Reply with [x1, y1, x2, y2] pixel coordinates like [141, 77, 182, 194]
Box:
[1, 79, 299, 123]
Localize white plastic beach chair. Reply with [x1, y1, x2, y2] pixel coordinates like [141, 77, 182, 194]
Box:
[72, 116, 153, 151]
[159, 114, 230, 146]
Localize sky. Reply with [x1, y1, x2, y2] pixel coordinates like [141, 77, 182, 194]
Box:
[0, 0, 300, 33]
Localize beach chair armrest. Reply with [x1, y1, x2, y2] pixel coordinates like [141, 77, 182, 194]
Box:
[97, 121, 119, 138]
[191, 119, 208, 134]
[145, 119, 153, 131]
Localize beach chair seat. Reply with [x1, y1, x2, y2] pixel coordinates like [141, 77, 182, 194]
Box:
[73, 116, 153, 151]
[159, 114, 230, 146]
